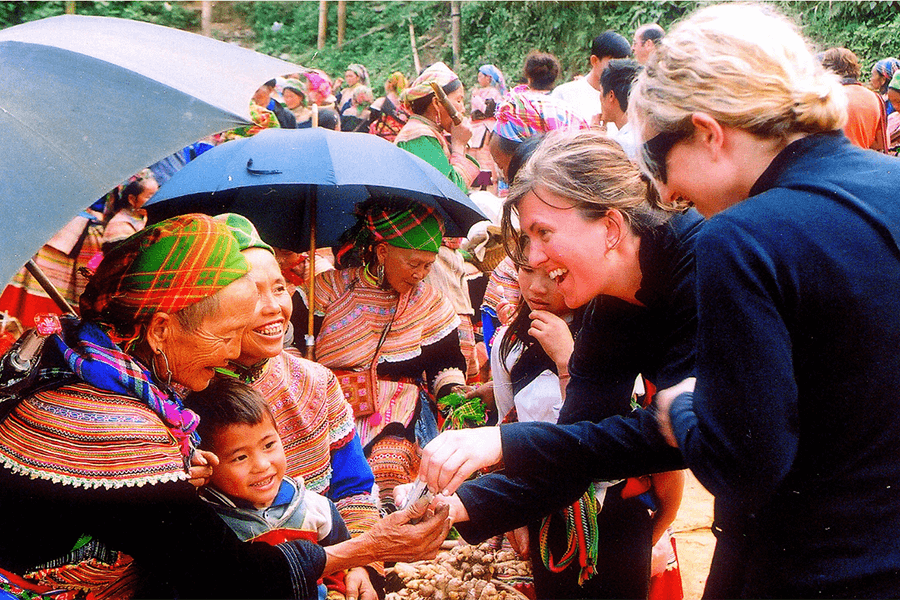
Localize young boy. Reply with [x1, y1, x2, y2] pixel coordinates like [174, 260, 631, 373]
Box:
[185, 377, 353, 600]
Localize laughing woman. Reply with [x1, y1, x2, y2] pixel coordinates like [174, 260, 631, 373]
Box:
[420, 4, 900, 597]
[216, 214, 383, 597]
[423, 130, 701, 599]
[0, 215, 450, 600]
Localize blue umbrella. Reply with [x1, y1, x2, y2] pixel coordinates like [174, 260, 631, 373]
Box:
[0, 14, 304, 285]
[146, 127, 487, 252]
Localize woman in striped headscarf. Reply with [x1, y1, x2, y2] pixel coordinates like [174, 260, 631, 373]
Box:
[292, 201, 468, 512]
[0, 214, 449, 600]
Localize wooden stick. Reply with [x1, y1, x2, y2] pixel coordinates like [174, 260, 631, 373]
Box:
[409, 17, 421, 74]
[25, 260, 75, 315]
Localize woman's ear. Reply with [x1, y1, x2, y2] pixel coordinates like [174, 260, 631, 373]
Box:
[374, 242, 388, 264]
[145, 312, 174, 353]
[603, 209, 627, 252]
[690, 112, 726, 155]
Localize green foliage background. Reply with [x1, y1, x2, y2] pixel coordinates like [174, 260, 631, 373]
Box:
[2, 1, 899, 93]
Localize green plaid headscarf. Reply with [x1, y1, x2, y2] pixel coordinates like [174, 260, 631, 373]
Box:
[80, 214, 249, 345]
[366, 203, 444, 253]
[214, 213, 273, 254]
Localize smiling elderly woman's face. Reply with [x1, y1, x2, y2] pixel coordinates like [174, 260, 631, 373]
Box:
[160, 277, 257, 391]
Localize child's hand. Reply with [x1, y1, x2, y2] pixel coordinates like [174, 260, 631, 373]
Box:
[188, 449, 219, 488]
[345, 567, 377, 600]
[528, 310, 574, 369]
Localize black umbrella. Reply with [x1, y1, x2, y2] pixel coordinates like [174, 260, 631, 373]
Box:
[146, 128, 486, 251]
[146, 127, 488, 353]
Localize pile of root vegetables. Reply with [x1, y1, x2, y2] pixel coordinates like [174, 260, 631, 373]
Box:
[385, 541, 531, 600]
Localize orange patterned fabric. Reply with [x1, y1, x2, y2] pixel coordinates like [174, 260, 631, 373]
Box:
[0, 383, 186, 489]
[313, 267, 462, 445]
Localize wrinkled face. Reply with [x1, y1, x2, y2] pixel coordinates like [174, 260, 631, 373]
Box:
[344, 70, 360, 87]
[166, 277, 257, 391]
[871, 68, 887, 91]
[517, 187, 610, 309]
[377, 243, 437, 296]
[129, 179, 158, 210]
[207, 418, 286, 509]
[282, 88, 304, 110]
[518, 263, 569, 316]
[238, 248, 292, 365]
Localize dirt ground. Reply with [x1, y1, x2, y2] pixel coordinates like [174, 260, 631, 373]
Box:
[670, 472, 716, 599]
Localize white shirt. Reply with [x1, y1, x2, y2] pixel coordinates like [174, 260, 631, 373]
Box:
[491, 326, 563, 424]
[551, 77, 618, 135]
[611, 120, 638, 161]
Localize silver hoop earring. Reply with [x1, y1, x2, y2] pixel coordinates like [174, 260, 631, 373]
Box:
[376, 263, 385, 287]
[152, 348, 173, 389]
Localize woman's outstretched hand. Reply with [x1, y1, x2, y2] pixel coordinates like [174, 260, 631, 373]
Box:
[419, 427, 503, 496]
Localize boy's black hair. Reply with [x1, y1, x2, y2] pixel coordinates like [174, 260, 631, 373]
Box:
[600, 59, 642, 112]
[591, 30, 632, 60]
[183, 377, 275, 449]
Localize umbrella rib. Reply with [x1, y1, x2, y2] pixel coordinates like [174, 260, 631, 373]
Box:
[0, 105, 108, 191]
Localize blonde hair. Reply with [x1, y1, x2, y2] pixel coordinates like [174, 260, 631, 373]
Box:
[629, 3, 847, 166]
[501, 129, 669, 265]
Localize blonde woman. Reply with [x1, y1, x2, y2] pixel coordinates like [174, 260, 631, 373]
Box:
[420, 4, 900, 597]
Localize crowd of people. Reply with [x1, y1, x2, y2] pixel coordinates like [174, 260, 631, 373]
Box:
[2, 4, 900, 600]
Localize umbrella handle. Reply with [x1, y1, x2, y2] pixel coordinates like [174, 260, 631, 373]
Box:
[306, 190, 317, 360]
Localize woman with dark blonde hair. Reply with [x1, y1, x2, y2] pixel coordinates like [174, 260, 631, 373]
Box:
[424, 129, 700, 599]
[420, 3, 900, 597]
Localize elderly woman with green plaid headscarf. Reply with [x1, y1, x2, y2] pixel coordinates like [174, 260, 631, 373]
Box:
[292, 201, 468, 512]
[0, 214, 450, 599]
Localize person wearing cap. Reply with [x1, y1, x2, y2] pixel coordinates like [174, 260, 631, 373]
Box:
[551, 30, 632, 125]
[489, 90, 589, 184]
[0, 214, 450, 599]
[395, 62, 479, 193]
[291, 201, 467, 513]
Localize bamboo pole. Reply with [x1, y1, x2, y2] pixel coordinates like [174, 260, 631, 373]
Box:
[317, 0, 328, 50]
[408, 17, 421, 74]
[25, 260, 75, 315]
[337, 0, 346, 48]
[201, 1, 212, 38]
[450, 0, 461, 71]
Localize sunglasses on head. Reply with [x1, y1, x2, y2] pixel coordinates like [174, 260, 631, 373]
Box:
[641, 129, 690, 184]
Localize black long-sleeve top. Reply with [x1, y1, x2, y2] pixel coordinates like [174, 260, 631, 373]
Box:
[455, 209, 703, 542]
